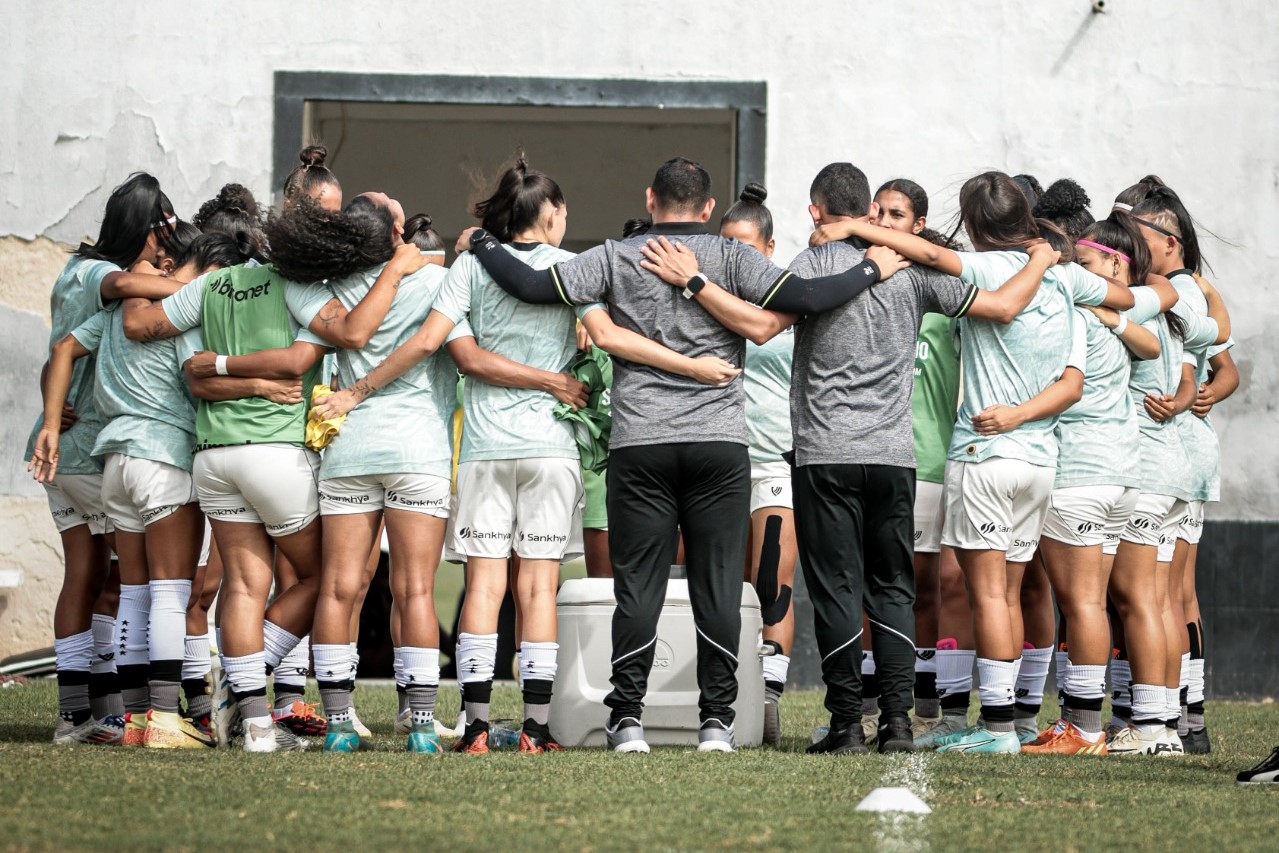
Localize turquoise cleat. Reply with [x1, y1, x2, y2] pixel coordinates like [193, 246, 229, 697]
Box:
[936, 726, 1021, 754]
[323, 720, 361, 753]
[407, 724, 444, 754]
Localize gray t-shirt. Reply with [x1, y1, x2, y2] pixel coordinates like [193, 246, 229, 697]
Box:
[788, 241, 975, 467]
[553, 223, 784, 449]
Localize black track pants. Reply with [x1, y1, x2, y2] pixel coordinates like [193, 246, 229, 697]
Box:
[793, 463, 917, 728]
[604, 442, 749, 725]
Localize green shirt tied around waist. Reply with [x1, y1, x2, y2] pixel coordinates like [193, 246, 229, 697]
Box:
[555, 345, 613, 475]
[911, 314, 960, 484]
[160, 260, 326, 449]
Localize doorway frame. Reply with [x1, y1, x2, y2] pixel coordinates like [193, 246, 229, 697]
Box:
[273, 72, 767, 202]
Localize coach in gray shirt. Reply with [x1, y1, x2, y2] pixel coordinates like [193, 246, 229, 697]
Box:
[641, 162, 1055, 755]
[461, 157, 902, 753]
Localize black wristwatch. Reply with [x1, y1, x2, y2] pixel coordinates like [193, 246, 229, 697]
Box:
[469, 228, 491, 250]
[683, 272, 709, 299]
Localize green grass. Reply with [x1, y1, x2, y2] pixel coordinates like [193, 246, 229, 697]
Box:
[1, 681, 1275, 852]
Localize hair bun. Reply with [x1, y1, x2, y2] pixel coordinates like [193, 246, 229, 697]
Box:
[1034, 178, 1091, 220]
[216, 183, 259, 218]
[740, 182, 768, 204]
[299, 145, 328, 168]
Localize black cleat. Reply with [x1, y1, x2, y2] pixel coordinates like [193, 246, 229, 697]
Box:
[1237, 746, 1279, 784]
[807, 724, 869, 755]
[1184, 726, 1211, 754]
[878, 714, 916, 753]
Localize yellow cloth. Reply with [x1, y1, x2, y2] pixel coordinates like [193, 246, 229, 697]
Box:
[305, 385, 346, 451]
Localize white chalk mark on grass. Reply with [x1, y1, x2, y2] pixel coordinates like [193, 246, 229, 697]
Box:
[872, 752, 932, 852]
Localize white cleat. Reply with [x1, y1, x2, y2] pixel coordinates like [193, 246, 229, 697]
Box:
[1109, 725, 1170, 756]
[349, 706, 372, 739]
[52, 715, 123, 745]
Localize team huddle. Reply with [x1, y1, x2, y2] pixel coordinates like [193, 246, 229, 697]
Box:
[25, 146, 1237, 759]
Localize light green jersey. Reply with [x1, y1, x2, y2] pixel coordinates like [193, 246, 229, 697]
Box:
[1168, 272, 1221, 501]
[1127, 314, 1194, 501]
[161, 261, 325, 449]
[70, 305, 200, 471]
[948, 254, 1107, 468]
[1053, 307, 1140, 489]
[317, 263, 457, 481]
[745, 327, 793, 470]
[433, 243, 597, 463]
[25, 257, 115, 474]
[912, 314, 960, 484]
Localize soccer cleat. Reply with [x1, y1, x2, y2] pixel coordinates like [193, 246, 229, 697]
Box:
[322, 719, 361, 753]
[1108, 725, 1168, 756]
[1027, 718, 1069, 747]
[1020, 722, 1107, 756]
[52, 715, 124, 746]
[877, 715, 915, 753]
[97, 714, 126, 745]
[910, 714, 942, 740]
[407, 723, 444, 754]
[451, 719, 491, 754]
[806, 724, 869, 755]
[1236, 746, 1279, 784]
[394, 708, 412, 736]
[1105, 715, 1131, 742]
[861, 710, 881, 747]
[935, 726, 1021, 754]
[1015, 717, 1041, 745]
[1156, 728, 1185, 757]
[183, 712, 215, 745]
[605, 717, 650, 754]
[697, 719, 735, 753]
[211, 669, 240, 748]
[121, 711, 147, 746]
[518, 720, 564, 754]
[349, 706, 372, 739]
[915, 714, 970, 749]
[144, 710, 214, 749]
[243, 718, 279, 753]
[1182, 727, 1211, 754]
[272, 701, 327, 737]
[763, 698, 782, 748]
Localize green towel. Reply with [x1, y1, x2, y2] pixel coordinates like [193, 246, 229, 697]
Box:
[554, 347, 612, 474]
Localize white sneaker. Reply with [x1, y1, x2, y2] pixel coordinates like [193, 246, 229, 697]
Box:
[697, 719, 735, 753]
[606, 717, 650, 754]
[349, 706, 372, 738]
[1109, 725, 1166, 756]
[243, 716, 279, 753]
[1156, 727, 1186, 757]
[52, 715, 122, 745]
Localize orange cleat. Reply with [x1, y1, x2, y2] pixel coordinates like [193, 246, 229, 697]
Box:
[1021, 722, 1108, 756]
[271, 701, 327, 737]
[452, 720, 491, 754]
[121, 711, 147, 746]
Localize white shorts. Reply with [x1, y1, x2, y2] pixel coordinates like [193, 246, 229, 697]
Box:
[1116, 492, 1186, 563]
[193, 444, 320, 538]
[913, 480, 945, 554]
[450, 458, 583, 561]
[99, 453, 196, 534]
[1177, 499, 1205, 546]
[319, 473, 451, 518]
[1042, 485, 1139, 549]
[43, 472, 111, 536]
[750, 471, 793, 514]
[941, 458, 1054, 563]
[198, 521, 212, 567]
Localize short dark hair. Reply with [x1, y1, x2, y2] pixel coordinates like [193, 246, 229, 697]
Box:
[651, 157, 711, 212]
[809, 163, 871, 218]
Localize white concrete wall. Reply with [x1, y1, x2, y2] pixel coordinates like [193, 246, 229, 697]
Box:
[2, 0, 1276, 656]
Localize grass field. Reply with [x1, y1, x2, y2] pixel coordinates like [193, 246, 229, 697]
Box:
[1, 680, 1275, 852]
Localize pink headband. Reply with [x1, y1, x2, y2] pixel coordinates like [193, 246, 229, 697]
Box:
[1076, 239, 1131, 264]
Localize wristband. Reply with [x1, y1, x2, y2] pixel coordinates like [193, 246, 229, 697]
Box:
[215, 355, 229, 376]
[682, 273, 708, 299]
[1113, 315, 1128, 336]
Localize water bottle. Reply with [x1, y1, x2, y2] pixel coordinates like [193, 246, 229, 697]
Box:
[488, 719, 522, 749]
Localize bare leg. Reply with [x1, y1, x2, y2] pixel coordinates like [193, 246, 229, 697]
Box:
[584, 529, 613, 578]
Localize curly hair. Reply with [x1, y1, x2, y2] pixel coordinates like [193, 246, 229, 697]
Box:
[265, 196, 395, 284]
[193, 183, 265, 258]
[1033, 178, 1094, 241]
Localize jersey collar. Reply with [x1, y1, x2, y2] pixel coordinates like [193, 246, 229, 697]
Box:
[647, 221, 709, 236]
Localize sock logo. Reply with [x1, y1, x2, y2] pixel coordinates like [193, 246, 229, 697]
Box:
[1015, 688, 1029, 699]
[770, 485, 783, 497]
[915, 649, 935, 661]
[913, 530, 923, 542]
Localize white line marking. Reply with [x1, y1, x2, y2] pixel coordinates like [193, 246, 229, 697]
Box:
[872, 751, 932, 852]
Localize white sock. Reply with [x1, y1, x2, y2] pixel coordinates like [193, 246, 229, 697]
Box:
[55, 629, 95, 673]
[519, 641, 559, 682]
[1164, 686, 1180, 724]
[393, 646, 406, 689]
[90, 615, 117, 675]
[914, 647, 937, 676]
[1109, 659, 1132, 711]
[223, 652, 267, 694]
[401, 646, 441, 726]
[1131, 683, 1165, 732]
[183, 635, 212, 681]
[313, 643, 354, 683]
[1063, 661, 1107, 702]
[1054, 647, 1068, 695]
[976, 658, 1016, 709]
[937, 648, 976, 702]
[762, 653, 790, 686]
[1178, 652, 1190, 691]
[1187, 658, 1206, 705]
[262, 621, 302, 670]
[277, 634, 310, 686]
[147, 579, 192, 665]
[116, 584, 151, 667]
[457, 633, 498, 685]
[1015, 646, 1053, 707]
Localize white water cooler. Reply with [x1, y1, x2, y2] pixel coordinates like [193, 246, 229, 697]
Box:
[549, 578, 765, 748]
